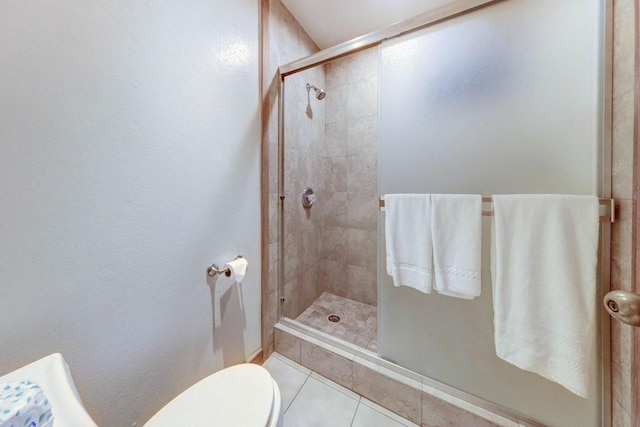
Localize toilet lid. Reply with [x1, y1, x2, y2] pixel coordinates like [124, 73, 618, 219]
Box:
[143, 364, 275, 427]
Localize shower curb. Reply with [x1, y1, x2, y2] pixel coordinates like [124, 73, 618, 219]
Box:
[274, 321, 543, 427]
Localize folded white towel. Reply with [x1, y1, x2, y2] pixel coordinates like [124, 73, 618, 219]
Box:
[491, 194, 600, 398]
[385, 194, 433, 293]
[431, 194, 482, 299]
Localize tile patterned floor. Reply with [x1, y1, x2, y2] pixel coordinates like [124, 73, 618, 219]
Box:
[263, 352, 419, 427]
[295, 292, 378, 352]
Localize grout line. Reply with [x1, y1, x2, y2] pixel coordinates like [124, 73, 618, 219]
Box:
[272, 352, 311, 375]
[309, 372, 359, 400]
[349, 397, 362, 427]
[284, 371, 311, 414]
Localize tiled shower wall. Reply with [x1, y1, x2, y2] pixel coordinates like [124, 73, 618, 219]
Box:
[262, 0, 322, 354]
[281, 47, 380, 318]
[263, 2, 381, 327]
[281, 64, 326, 319]
[610, 0, 636, 425]
[263, 1, 636, 424]
[319, 49, 379, 307]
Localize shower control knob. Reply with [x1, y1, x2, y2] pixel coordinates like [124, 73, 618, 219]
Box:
[604, 290, 640, 327]
[302, 187, 316, 209]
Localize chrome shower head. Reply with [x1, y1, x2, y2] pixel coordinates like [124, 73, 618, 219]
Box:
[306, 83, 326, 100]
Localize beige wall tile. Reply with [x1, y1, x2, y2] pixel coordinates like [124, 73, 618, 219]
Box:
[612, 199, 633, 292]
[612, 397, 633, 427]
[611, 320, 633, 427]
[301, 340, 354, 389]
[348, 77, 379, 119]
[347, 116, 378, 157]
[610, 199, 634, 425]
[283, 278, 302, 318]
[347, 229, 378, 268]
[322, 226, 348, 262]
[612, 92, 634, 199]
[323, 191, 349, 227]
[325, 118, 348, 157]
[612, 0, 635, 98]
[321, 259, 349, 297]
[348, 48, 378, 83]
[299, 264, 323, 313]
[301, 224, 321, 265]
[353, 363, 422, 425]
[346, 193, 379, 231]
[268, 241, 279, 295]
[326, 57, 351, 89]
[326, 84, 349, 124]
[609, 0, 636, 425]
[275, 328, 301, 363]
[269, 2, 299, 64]
[263, 288, 278, 357]
[268, 195, 278, 244]
[347, 265, 377, 306]
[422, 393, 499, 427]
[323, 156, 348, 192]
[283, 230, 301, 282]
[347, 153, 378, 194]
[268, 140, 278, 186]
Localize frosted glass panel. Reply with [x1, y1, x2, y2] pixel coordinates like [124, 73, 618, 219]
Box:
[378, 0, 604, 426]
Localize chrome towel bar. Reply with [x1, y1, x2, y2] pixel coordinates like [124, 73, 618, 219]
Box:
[378, 196, 616, 223]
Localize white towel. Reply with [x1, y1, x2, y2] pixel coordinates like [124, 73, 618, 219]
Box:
[491, 194, 600, 398]
[385, 194, 433, 293]
[431, 194, 482, 299]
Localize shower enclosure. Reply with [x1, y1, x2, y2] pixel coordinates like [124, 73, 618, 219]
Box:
[276, 0, 611, 425]
[279, 47, 380, 351]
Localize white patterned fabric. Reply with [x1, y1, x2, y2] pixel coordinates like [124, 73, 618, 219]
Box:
[0, 380, 53, 427]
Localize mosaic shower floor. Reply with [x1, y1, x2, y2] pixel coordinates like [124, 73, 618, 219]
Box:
[296, 292, 378, 353]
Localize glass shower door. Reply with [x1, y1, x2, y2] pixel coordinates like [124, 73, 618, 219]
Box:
[377, 0, 606, 425]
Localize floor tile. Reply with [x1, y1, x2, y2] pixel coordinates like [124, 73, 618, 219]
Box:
[283, 376, 359, 427]
[273, 353, 419, 427]
[263, 354, 309, 411]
[271, 351, 312, 375]
[359, 398, 421, 427]
[310, 371, 359, 400]
[351, 402, 406, 427]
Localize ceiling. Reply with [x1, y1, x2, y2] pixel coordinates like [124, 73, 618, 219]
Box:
[279, 0, 456, 50]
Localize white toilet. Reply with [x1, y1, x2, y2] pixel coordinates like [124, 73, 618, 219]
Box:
[0, 353, 283, 427]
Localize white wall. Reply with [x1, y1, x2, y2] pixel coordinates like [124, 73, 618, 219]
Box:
[0, 1, 260, 426]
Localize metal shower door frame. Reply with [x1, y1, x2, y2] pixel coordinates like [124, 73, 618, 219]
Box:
[275, 0, 613, 425]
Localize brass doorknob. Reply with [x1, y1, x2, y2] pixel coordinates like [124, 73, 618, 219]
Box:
[603, 290, 640, 327]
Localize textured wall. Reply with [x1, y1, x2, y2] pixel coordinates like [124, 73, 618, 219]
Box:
[0, 1, 260, 426]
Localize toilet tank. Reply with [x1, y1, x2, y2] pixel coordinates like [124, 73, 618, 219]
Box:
[0, 353, 98, 427]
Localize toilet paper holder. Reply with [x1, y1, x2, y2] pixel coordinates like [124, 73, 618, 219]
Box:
[207, 255, 243, 277]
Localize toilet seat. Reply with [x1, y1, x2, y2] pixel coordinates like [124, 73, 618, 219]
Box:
[143, 363, 282, 427]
